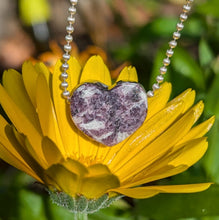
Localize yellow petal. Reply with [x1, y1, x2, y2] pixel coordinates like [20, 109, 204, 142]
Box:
[22, 61, 39, 107]
[23, 138, 48, 169]
[116, 66, 138, 82]
[0, 116, 43, 182]
[178, 116, 215, 145]
[123, 165, 188, 188]
[68, 57, 82, 91]
[2, 69, 40, 131]
[0, 142, 43, 182]
[111, 183, 212, 199]
[77, 132, 100, 164]
[6, 126, 45, 181]
[45, 164, 78, 196]
[80, 56, 111, 86]
[107, 101, 184, 169]
[167, 88, 195, 113]
[61, 158, 88, 176]
[81, 164, 120, 198]
[121, 144, 186, 187]
[42, 137, 63, 167]
[87, 163, 113, 176]
[170, 137, 208, 167]
[46, 161, 120, 198]
[147, 82, 172, 119]
[0, 116, 25, 162]
[123, 138, 208, 187]
[0, 85, 46, 166]
[81, 173, 120, 199]
[53, 58, 81, 156]
[12, 127, 26, 148]
[115, 107, 199, 182]
[36, 73, 65, 155]
[34, 62, 50, 84]
[190, 101, 204, 122]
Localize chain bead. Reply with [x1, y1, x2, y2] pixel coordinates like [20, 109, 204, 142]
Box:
[69, 6, 76, 14]
[180, 13, 188, 22]
[156, 75, 164, 83]
[61, 72, 69, 79]
[67, 16, 76, 24]
[60, 1, 78, 100]
[63, 54, 70, 61]
[183, 4, 191, 12]
[177, 22, 184, 31]
[148, 0, 194, 98]
[65, 35, 73, 42]
[62, 90, 70, 98]
[66, 25, 74, 34]
[62, 63, 69, 71]
[169, 40, 177, 48]
[70, 0, 78, 5]
[166, 49, 174, 57]
[173, 32, 181, 40]
[160, 66, 167, 75]
[163, 58, 171, 66]
[152, 83, 160, 91]
[61, 81, 69, 89]
[64, 44, 72, 52]
[147, 90, 154, 97]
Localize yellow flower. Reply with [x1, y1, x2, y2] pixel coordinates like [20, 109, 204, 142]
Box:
[0, 56, 215, 203]
[31, 41, 127, 80]
[31, 41, 108, 73]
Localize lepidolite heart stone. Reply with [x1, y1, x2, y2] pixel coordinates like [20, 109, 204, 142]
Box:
[70, 81, 148, 146]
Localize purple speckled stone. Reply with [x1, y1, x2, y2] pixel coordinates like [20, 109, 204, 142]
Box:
[70, 81, 148, 146]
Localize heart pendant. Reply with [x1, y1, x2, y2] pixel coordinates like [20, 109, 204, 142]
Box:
[70, 81, 148, 146]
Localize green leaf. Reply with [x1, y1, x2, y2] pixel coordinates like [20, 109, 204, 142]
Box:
[203, 119, 219, 184]
[202, 216, 219, 220]
[18, 190, 47, 220]
[205, 72, 219, 117]
[205, 70, 219, 118]
[90, 199, 133, 220]
[212, 57, 219, 74]
[197, 0, 219, 18]
[150, 45, 171, 87]
[172, 47, 205, 90]
[199, 39, 214, 67]
[136, 184, 219, 220]
[151, 17, 178, 37]
[183, 18, 205, 37]
[48, 200, 75, 220]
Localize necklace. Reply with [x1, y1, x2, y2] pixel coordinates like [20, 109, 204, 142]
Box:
[59, 0, 194, 146]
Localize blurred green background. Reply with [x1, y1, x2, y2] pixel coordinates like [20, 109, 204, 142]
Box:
[0, 0, 219, 219]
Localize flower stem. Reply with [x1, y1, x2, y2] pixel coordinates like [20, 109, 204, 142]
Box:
[74, 212, 88, 220]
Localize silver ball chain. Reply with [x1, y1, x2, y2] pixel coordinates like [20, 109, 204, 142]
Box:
[60, 0, 194, 99]
[61, 0, 78, 99]
[147, 0, 194, 97]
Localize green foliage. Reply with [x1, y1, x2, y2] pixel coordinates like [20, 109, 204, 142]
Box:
[197, 0, 219, 18]
[203, 119, 219, 184]
[0, 171, 132, 220]
[1, 1, 219, 220]
[136, 184, 219, 220]
[172, 47, 205, 90]
[199, 39, 214, 68]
